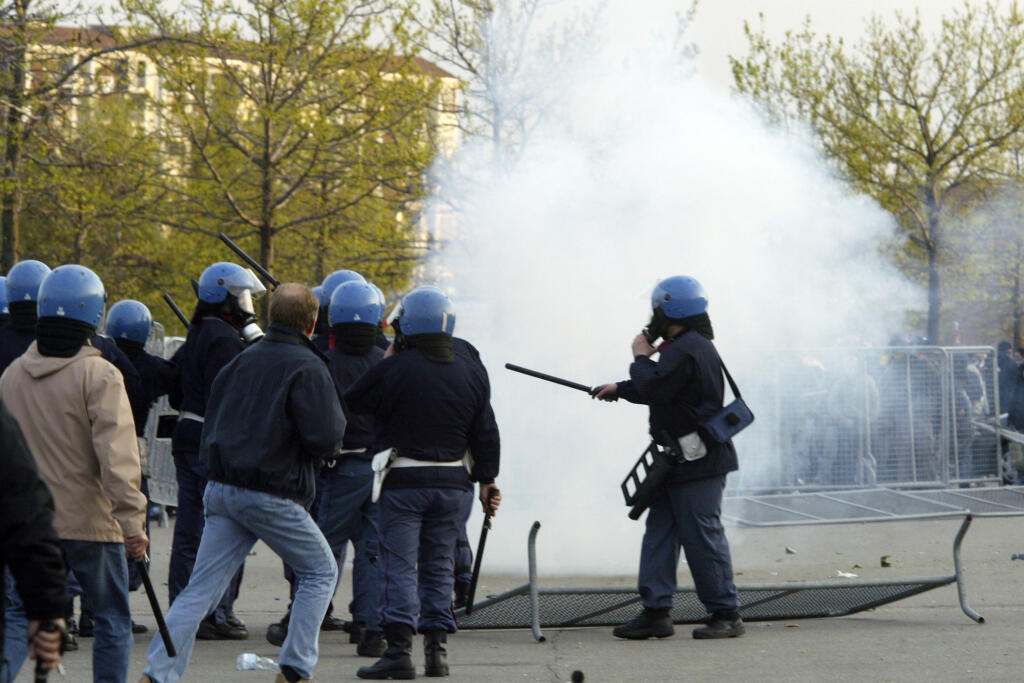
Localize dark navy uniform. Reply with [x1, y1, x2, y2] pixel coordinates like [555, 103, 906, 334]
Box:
[316, 343, 385, 634]
[0, 324, 35, 376]
[616, 330, 739, 616]
[169, 316, 245, 624]
[345, 343, 500, 636]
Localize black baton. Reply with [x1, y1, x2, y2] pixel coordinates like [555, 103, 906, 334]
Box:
[161, 293, 190, 329]
[217, 233, 281, 288]
[464, 487, 499, 616]
[136, 558, 176, 656]
[505, 363, 593, 394]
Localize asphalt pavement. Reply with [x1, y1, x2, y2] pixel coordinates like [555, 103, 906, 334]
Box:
[19, 515, 1023, 682]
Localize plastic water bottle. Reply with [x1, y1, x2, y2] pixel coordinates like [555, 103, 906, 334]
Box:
[236, 653, 279, 671]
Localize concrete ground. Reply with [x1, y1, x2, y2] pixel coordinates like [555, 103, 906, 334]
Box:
[19, 515, 1023, 682]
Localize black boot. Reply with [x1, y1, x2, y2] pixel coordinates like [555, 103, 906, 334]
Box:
[692, 611, 745, 639]
[452, 581, 470, 610]
[266, 612, 289, 647]
[357, 623, 416, 680]
[612, 607, 674, 640]
[423, 630, 449, 677]
[358, 629, 386, 657]
[350, 620, 366, 645]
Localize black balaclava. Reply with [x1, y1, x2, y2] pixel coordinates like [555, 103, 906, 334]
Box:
[114, 338, 146, 358]
[9, 301, 38, 332]
[332, 322, 377, 355]
[677, 312, 714, 340]
[36, 317, 94, 357]
[406, 333, 454, 363]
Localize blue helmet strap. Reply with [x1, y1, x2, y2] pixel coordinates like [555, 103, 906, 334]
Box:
[36, 316, 94, 358]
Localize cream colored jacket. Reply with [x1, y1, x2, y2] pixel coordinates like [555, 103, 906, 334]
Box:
[0, 343, 146, 542]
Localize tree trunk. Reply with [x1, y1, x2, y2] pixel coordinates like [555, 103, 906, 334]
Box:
[258, 116, 273, 324]
[924, 189, 941, 345]
[1014, 237, 1022, 349]
[1, 2, 28, 270]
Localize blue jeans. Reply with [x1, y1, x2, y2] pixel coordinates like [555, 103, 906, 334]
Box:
[169, 453, 242, 622]
[638, 475, 739, 614]
[379, 487, 463, 634]
[317, 458, 381, 629]
[145, 483, 336, 683]
[1, 570, 27, 683]
[62, 540, 133, 683]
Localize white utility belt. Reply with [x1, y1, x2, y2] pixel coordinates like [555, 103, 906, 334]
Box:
[371, 450, 473, 502]
[180, 411, 204, 423]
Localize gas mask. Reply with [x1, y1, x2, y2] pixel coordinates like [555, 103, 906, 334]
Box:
[222, 269, 266, 342]
[643, 306, 669, 345]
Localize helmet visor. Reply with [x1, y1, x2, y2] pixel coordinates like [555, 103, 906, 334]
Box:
[223, 268, 268, 300]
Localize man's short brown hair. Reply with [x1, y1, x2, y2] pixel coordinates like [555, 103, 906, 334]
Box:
[268, 283, 319, 333]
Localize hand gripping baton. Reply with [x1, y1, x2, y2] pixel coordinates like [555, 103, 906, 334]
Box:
[217, 233, 280, 288]
[136, 558, 177, 656]
[464, 487, 499, 616]
[504, 363, 593, 394]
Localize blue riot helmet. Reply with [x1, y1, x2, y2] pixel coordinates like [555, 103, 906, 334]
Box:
[6, 259, 51, 304]
[645, 275, 708, 343]
[0, 276, 8, 318]
[38, 265, 106, 328]
[197, 262, 266, 342]
[394, 286, 455, 337]
[320, 270, 365, 307]
[312, 285, 324, 308]
[106, 299, 153, 344]
[329, 281, 383, 326]
[368, 283, 386, 324]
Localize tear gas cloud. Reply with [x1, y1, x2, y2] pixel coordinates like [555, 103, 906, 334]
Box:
[431, 1, 920, 574]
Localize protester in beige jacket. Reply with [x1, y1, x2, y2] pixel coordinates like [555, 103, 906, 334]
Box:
[0, 265, 147, 683]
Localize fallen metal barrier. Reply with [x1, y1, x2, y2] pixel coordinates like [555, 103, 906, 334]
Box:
[455, 516, 983, 641]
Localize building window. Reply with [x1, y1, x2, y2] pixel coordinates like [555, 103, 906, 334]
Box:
[137, 61, 147, 88]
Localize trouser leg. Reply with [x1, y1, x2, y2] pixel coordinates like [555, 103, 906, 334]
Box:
[637, 491, 680, 611]
[671, 476, 739, 614]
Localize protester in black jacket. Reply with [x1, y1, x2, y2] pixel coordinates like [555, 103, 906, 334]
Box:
[141, 284, 345, 683]
[0, 401, 68, 679]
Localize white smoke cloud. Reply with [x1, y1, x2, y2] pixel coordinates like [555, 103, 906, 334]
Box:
[432, 1, 920, 575]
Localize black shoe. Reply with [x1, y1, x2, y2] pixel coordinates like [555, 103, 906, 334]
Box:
[452, 581, 470, 611]
[612, 608, 674, 640]
[357, 624, 416, 680]
[132, 621, 149, 634]
[266, 616, 288, 647]
[358, 630, 386, 657]
[349, 620, 366, 645]
[423, 630, 449, 677]
[322, 614, 348, 631]
[225, 613, 246, 630]
[62, 627, 79, 652]
[692, 611, 745, 639]
[78, 611, 95, 638]
[196, 616, 249, 640]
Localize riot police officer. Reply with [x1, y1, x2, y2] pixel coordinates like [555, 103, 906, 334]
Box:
[312, 270, 366, 353]
[105, 300, 176, 433]
[0, 276, 8, 327]
[168, 262, 265, 640]
[0, 260, 51, 374]
[593, 276, 744, 640]
[346, 286, 501, 679]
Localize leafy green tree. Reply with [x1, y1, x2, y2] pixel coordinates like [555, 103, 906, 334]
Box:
[732, 2, 1024, 343]
[121, 0, 442, 299]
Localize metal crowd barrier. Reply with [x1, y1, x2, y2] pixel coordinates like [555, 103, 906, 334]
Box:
[454, 518, 983, 641]
[144, 336, 184, 514]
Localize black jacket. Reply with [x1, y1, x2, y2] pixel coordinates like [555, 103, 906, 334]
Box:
[91, 336, 146, 431]
[172, 316, 245, 455]
[116, 341, 178, 437]
[0, 324, 35, 376]
[344, 337, 500, 491]
[203, 324, 346, 507]
[617, 330, 739, 483]
[325, 344, 385, 456]
[0, 401, 68, 662]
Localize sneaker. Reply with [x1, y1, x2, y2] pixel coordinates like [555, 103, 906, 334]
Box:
[612, 608, 674, 640]
[692, 611, 745, 639]
[196, 616, 249, 640]
[62, 626, 79, 652]
[225, 613, 247, 630]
